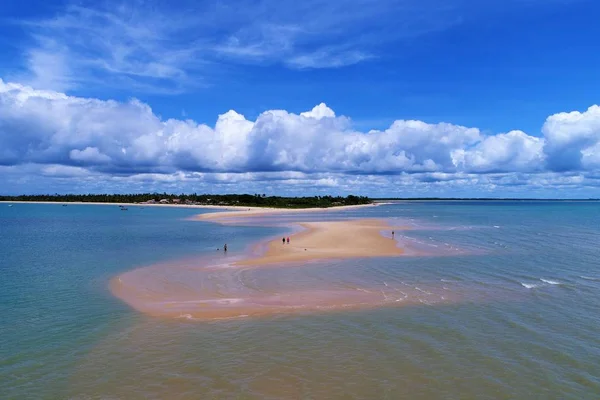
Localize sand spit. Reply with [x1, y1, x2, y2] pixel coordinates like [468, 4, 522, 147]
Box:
[109, 202, 469, 321]
[110, 214, 442, 320]
[193, 202, 380, 220]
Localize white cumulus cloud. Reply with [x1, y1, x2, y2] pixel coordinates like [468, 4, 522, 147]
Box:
[2, 78, 600, 196]
[543, 105, 600, 171]
[69, 147, 111, 164]
[452, 130, 544, 172]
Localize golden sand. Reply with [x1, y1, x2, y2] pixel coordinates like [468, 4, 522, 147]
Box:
[237, 219, 402, 266]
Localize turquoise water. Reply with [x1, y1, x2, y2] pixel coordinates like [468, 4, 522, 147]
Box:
[1, 202, 600, 399]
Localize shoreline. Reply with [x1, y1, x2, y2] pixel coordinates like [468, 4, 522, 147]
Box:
[0, 200, 380, 213]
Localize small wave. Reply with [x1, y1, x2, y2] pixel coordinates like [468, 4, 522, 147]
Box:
[210, 314, 250, 321]
[493, 225, 500, 228]
[169, 298, 244, 305]
[521, 282, 541, 289]
[414, 287, 432, 295]
[213, 263, 236, 269]
[580, 276, 600, 281]
[540, 279, 561, 285]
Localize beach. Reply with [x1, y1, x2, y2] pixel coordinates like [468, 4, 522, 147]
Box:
[0, 200, 380, 212]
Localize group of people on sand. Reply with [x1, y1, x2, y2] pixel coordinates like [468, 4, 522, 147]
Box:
[222, 231, 390, 253]
[222, 236, 289, 253]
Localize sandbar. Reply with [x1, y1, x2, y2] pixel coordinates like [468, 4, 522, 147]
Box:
[110, 211, 428, 320]
[236, 219, 403, 266]
[192, 202, 380, 219]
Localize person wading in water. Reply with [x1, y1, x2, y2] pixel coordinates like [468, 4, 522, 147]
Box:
[224, 244, 228, 252]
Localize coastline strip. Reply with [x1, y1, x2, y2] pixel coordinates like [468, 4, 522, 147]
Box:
[1, 200, 381, 212]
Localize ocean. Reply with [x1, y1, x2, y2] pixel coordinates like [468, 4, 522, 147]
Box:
[1, 201, 599, 399]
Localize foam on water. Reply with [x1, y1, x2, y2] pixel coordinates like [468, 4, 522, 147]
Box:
[540, 279, 561, 285]
[520, 279, 565, 289]
[520, 282, 542, 289]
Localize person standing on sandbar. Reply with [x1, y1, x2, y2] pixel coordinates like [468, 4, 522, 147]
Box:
[282, 237, 286, 244]
[392, 230, 395, 239]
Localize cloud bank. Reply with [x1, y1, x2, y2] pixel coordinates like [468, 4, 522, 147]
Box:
[1, 79, 600, 196]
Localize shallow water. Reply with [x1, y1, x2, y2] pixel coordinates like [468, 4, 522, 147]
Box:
[1, 201, 600, 399]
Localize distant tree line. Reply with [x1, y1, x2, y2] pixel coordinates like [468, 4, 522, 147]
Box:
[0, 193, 372, 208]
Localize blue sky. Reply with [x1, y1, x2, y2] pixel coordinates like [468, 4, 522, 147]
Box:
[1, 0, 600, 197]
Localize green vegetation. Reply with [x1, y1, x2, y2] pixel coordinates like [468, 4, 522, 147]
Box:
[0, 193, 372, 208]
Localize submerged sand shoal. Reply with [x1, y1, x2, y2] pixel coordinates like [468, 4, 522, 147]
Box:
[111, 208, 457, 320]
